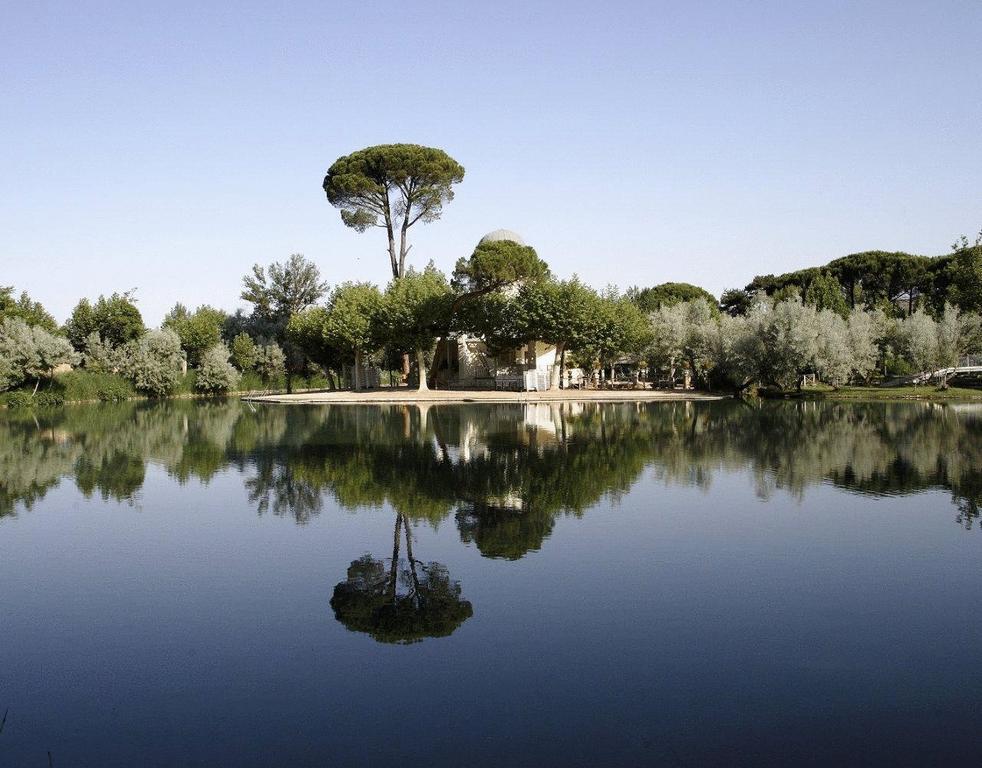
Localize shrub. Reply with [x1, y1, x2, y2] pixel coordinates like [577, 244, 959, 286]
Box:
[81, 332, 122, 373]
[51, 370, 134, 402]
[97, 380, 132, 402]
[195, 343, 241, 393]
[120, 328, 184, 397]
[4, 390, 64, 409]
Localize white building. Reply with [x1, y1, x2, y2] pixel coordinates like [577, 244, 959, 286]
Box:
[440, 229, 560, 391]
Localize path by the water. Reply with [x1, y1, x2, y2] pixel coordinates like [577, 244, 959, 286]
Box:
[245, 388, 726, 405]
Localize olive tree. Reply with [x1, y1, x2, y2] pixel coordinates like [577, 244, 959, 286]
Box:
[902, 311, 940, 374]
[82, 332, 123, 373]
[195, 343, 241, 393]
[254, 342, 286, 387]
[120, 329, 184, 397]
[935, 303, 982, 380]
[647, 299, 720, 387]
[845, 308, 884, 383]
[0, 317, 79, 393]
[813, 310, 853, 387]
[732, 301, 819, 389]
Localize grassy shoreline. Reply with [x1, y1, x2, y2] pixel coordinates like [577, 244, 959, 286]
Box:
[764, 384, 982, 402]
[5, 370, 982, 408]
[0, 369, 334, 408]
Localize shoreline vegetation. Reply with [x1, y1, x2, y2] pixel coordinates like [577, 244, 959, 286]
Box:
[3, 370, 978, 409]
[2, 146, 981, 410]
[765, 384, 982, 402]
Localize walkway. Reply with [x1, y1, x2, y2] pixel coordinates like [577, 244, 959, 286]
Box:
[244, 388, 726, 405]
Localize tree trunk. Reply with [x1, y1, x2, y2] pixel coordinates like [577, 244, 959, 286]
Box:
[415, 348, 429, 392]
[383, 189, 399, 279]
[399, 215, 410, 278]
[353, 349, 362, 391]
[550, 342, 566, 390]
[390, 514, 402, 603]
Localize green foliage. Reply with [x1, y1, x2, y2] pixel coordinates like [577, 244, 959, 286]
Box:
[628, 282, 719, 315]
[67, 293, 145, 348]
[719, 288, 753, 317]
[749, 251, 942, 317]
[229, 332, 258, 371]
[948, 236, 982, 313]
[195, 343, 241, 393]
[803, 271, 849, 317]
[287, 308, 339, 371]
[4, 390, 64, 409]
[583, 295, 653, 367]
[54, 370, 134, 402]
[452, 239, 549, 297]
[0, 286, 58, 332]
[163, 304, 227, 367]
[321, 282, 384, 355]
[240, 254, 327, 325]
[96, 379, 133, 402]
[770, 284, 802, 304]
[470, 277, 604, 387]
[378, 264, 452, 354]
[324, 144, 465, 277]
[64, 298, 97, 350]
[120, 328, 184, 396]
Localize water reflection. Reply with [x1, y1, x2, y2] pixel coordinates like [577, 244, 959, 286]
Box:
[2, 399, 981, 533]
[331, 511, 473, 644]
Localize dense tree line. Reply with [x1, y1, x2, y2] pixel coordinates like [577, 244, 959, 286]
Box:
[645, 297, 982, 390]
[2, 132, 980, 401]
[720, 230, 982, 319]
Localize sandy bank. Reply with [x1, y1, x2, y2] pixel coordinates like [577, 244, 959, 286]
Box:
[244, 388, 726, 405]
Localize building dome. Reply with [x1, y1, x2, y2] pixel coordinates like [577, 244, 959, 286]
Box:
[479, 229, 525, 246]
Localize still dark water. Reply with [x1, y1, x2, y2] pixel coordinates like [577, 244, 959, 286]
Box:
[1, 399, 981, 767]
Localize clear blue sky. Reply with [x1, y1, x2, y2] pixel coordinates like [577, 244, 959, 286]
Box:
[2, 0, 980, 325]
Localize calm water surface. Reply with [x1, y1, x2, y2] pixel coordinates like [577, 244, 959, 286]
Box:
[1, 399, 981, 766]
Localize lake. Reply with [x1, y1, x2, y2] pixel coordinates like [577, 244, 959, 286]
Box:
[1, 399, 981, 766]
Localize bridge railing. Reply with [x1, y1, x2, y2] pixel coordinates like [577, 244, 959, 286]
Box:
[959, 355, 982, 368]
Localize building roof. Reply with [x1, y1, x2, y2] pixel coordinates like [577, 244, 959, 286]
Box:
[479, 229, 525, 246]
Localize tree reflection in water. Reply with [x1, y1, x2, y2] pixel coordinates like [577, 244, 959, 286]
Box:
[330, 512, 473, 644]
[1, 399, 981, 534]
